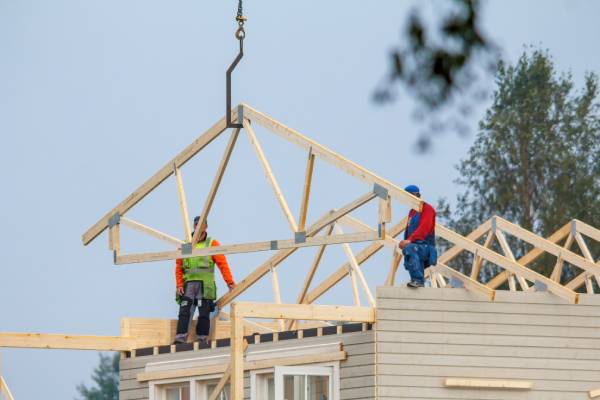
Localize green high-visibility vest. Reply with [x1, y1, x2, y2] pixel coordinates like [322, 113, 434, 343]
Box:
[182, 236, 217, 300]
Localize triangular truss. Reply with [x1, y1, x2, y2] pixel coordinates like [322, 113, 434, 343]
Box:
[82, 104, 600, 311]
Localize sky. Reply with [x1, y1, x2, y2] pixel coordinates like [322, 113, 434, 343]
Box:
[1, 0, 600, 398]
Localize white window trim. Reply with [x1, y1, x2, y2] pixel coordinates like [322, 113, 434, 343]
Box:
[150, 373, 226, 400]
[251, 362, 340, 400]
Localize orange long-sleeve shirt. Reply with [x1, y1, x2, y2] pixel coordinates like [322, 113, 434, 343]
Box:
[175, 238, 234, 289]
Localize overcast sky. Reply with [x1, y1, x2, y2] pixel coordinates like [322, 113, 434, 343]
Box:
[1, 1, 600, 398]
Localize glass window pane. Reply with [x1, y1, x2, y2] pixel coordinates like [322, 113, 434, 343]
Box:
[283, 375, 306, 400]
[206, 382, 230, 400]
[164, 384, 190, 400]
[267, 376, 275, 400]
[307, 375, 329, 400]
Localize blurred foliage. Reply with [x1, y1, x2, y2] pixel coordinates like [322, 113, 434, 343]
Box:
[76, 353, 119, 400]
[375, 0, 497, 151]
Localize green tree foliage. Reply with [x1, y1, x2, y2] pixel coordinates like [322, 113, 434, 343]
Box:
[76, 353, 119, 400]
[439, 48, 600, 282]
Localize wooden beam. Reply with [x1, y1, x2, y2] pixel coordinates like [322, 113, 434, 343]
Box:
[550, 233, 573, 282]
[339, 215, 398, 248]
[437, 224, 578, 303]
[173, 164, 192, 242]
[83, 112, 233, 245]
[305, 217, 408, 305]
[192, 127, 241, 245]
[495, 217, 600, 277]
[494, 228, 529, 290]
[208, 340, 248, 400]
[232, 302, 376, 322]
[0, 376, 15, 400]
[116, 230, 378, 264]
[298, 148, 315, 231]
[0, 333, 135, 351]
[215, 192, 377, 308]
[385, 248, 403, 286]
[243, 119, 298, 233]
[270, 266, 285, 330]
[348, 265, 361, 306]
[120, 217, 184, 246]
[444, 378, 532, 390]
[242, 104, 423, 212]
[294, 226, 334, 305]
[431, 263, 495, 301]
[230, 303, 244, 400]
[471, 230, 493, 280]
[437, 219, 493, 265]
[575, 219, 600, 243]
[590, 387, 600, 398]
[335, 225, 375, 306]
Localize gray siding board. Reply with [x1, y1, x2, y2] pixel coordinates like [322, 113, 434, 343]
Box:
[376, 330, 600, 350]
[376, 287, 600, 399]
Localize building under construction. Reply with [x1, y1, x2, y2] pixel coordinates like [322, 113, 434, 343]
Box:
[2, 104, 600, 400]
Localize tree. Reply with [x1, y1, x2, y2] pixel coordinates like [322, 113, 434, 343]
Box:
[76, 353, 119, 400]
[439, 47, 600, 282]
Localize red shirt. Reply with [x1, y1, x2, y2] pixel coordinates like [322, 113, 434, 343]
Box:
[406, 202, 436, 243]
[175, 238, 234, 289]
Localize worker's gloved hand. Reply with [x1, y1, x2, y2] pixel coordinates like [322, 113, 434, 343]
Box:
[177, 286, 184, 296]
[227, 282, 236, 291]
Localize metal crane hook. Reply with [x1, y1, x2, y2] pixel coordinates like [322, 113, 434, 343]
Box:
[226, 0, 246, 128]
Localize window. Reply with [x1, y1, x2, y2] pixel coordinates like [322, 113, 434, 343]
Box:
[274, 366, 337, 400]
[204, 381, 230, 400]
[160, 382, 190, 400]
[252, 372, 275, 400]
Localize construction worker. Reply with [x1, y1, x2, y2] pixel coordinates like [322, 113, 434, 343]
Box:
[173, 216, 235, 344]
[398, 185, 437, 288]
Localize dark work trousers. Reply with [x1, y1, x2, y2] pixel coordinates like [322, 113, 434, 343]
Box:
[175, 280, 214, 340]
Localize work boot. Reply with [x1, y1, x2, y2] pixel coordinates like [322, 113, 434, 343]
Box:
[173, 334, 187, 344]
[407, 280, 424, 288]
[196, 335, 209, 344]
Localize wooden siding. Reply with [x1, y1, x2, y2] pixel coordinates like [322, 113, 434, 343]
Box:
[119, 331, 375, 400]
[376, 287, 600, 400]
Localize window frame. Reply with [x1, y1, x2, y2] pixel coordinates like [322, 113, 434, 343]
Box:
[251, 362, 339, 400]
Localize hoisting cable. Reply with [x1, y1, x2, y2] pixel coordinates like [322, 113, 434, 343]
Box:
[226, 0, 246, 128]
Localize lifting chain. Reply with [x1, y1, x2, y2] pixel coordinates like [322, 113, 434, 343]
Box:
[226, 0, 246, 128]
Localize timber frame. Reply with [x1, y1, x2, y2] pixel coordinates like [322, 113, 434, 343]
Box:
[2, 104, 600, 400]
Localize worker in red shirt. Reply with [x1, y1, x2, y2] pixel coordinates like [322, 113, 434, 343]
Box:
[173, 216, 235, 344]
[398, 185, 438, 288]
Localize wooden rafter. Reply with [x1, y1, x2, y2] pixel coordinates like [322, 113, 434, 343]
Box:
[298, 147, 315, 231]
[193, 128, 241, 246]
[173, 164, 192, 242]
[243, 118, 298, 233]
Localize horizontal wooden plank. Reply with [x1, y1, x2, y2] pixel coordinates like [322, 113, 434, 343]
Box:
[341, 353, 374, 369]
[232, 303, 376, 323]
[340, 375, 376, 389]
[378, 386, 582, 400]
[340, 364, 375, 380]
[377, 319, 600, 339]
[0, 332, 135, 351]
[376, 298, 600, 317]
[444, 378, 532, 390]
[378, 375, 596, 392]
[376, 363, 600, 382]
[377, 341, 600, 361]
[119, 387, 149, 400]
[376, 287, 587, 305]
[116, 231, 379, 264]
[376, 331, 600, 351]
[377, 308, 600, 328]
[378, 353, 600, 371]
[339, 385, 375, 399]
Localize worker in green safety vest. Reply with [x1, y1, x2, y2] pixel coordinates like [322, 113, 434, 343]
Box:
[173, 216, 235, 344]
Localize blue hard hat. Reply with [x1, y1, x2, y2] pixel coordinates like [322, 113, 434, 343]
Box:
[404, 185, 420, 194]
